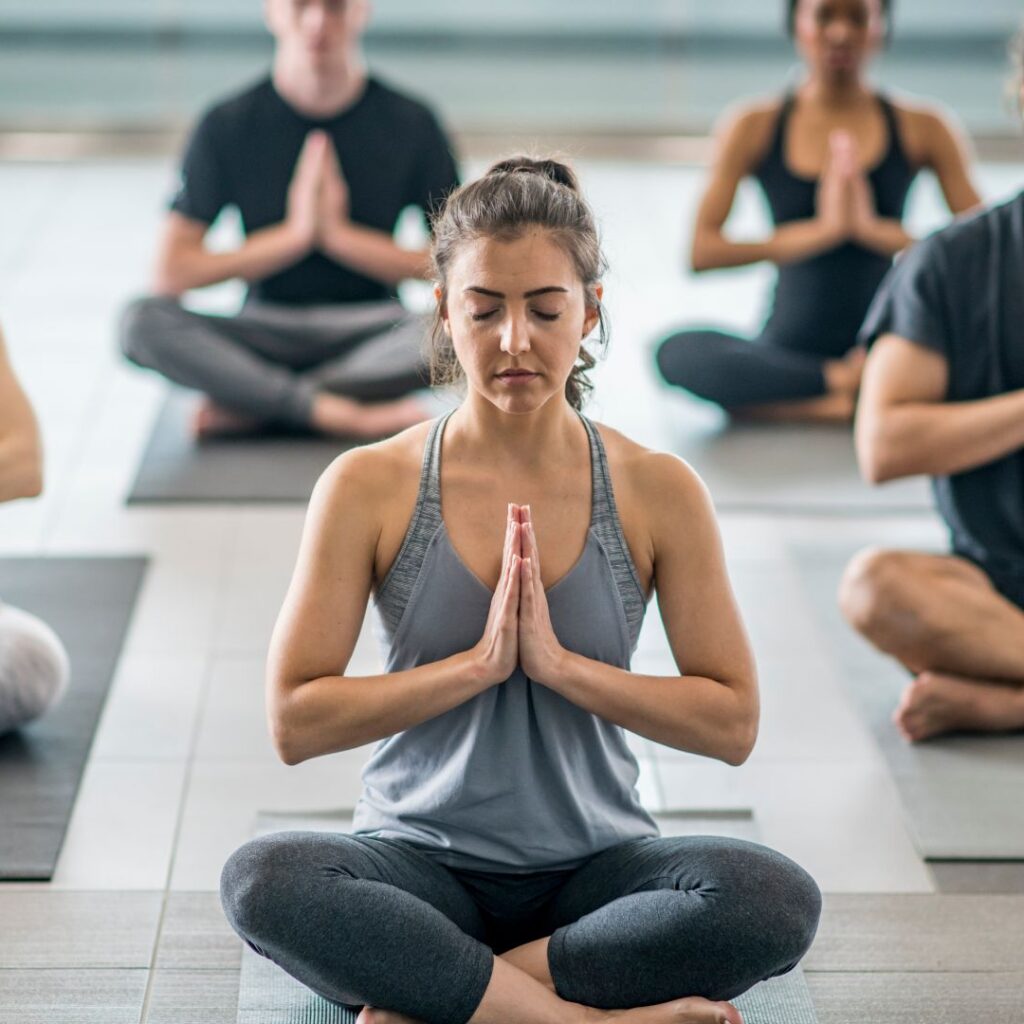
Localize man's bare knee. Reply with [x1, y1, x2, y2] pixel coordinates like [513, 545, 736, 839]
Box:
[838, 547, 909, 637]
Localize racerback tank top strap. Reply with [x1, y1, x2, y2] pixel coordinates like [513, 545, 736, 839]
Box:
[375, 411, 647, 644]
[374, 412, 450, 636]
[579, 416, 647, 638]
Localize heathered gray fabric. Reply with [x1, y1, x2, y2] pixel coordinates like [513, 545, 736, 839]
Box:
[360, 411, 657, 870]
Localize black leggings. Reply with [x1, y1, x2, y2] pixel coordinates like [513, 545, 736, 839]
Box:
[655, 328, 832, 408]
[221, 831, 822, 1024]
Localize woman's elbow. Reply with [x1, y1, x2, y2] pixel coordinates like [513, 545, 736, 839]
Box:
[722, 713, 759, 767]
[689, 237, 715, 274]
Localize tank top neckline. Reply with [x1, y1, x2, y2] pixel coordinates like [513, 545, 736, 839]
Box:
[772, 90, 905, 185]
[431, 410, 603, 599]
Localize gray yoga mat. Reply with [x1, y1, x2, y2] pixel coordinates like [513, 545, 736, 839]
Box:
[238, 813, 816, 1024]
[0, 556, 147, 880]
[239, 943, 816, 1024]
[126, 390, 356, 505]
[790, 545, 1024, 859]
[665, 402, 933, 514]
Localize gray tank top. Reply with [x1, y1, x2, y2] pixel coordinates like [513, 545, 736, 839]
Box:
[352, 411, 658, 872]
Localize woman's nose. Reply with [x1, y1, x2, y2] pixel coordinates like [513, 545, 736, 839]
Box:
[500, 314, 531, 355]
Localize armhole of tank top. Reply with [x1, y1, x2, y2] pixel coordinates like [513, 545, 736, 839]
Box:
[374, 414, 447, 610]
[875, 93, 912, 169]
[580, 416, 648, 615]
[753, 95, 793, 177]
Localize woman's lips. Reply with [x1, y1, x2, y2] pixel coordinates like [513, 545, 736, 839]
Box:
[496, 369, 539, 385]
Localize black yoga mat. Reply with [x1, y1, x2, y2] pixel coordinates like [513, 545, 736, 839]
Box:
[126, 390, 355, 505]
[0, 557, 148, 880]
[665, 404, 933, 515]
[789, 544, 1024, 859]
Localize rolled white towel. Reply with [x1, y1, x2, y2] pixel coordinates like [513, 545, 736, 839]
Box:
[0, 601, 70, 734]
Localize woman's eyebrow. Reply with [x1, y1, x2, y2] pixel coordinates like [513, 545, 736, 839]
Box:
[463, 286, 570, 298]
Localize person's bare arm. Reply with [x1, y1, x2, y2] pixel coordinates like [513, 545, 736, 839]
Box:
[691, 104, 844, 273]
[856, 334, 1024, 482]
[151, 213, 311, 296]
[523, 452, 759, 766]
[151, 130, 329, 296]
[852, 107, 981, 258]
[0, 327, 43, 501]
[920, 107, 982, 216]
[266, 447, 520, 765]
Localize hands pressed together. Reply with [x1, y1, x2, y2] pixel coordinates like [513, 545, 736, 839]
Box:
[815, 129, 879, 247]
[473, 503, 570, 688]
[284, 129, 351, 255]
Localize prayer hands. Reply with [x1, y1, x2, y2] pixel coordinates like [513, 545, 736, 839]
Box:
[816, 130, 876, 245]
[283, 130, 351, 254]
[473, 504, 567, 687]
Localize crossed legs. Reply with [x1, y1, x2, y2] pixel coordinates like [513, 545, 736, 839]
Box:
[221, 832, 821, 1024]
[839, 548, 1024, 740]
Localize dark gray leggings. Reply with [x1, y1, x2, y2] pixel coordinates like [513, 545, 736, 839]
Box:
[655, 329, 831, 409]
[221, 832, 821, 1024]
[119, 296, 430, 428]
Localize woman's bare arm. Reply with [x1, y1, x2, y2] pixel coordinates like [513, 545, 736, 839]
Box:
[0, 327, 43, 502]
[539, 450, 759, 766]
[691, 103, 842, 273]
[266, 443, 520, 765]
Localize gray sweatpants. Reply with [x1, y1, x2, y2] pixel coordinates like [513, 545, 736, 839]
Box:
[221, 832, 822, 1024]
[119, 296, 431, 428]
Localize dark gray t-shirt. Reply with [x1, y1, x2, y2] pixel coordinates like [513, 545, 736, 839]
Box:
[859, 191, 1024, 596]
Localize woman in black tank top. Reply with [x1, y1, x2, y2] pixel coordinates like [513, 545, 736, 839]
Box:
[655, 0, 980, 422]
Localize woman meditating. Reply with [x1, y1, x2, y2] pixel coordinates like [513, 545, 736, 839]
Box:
[655, 0, 979, 422]
[221, 158, 821, 1024]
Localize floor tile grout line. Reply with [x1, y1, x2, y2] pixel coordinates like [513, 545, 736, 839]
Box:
[137, 533, 237, 1024]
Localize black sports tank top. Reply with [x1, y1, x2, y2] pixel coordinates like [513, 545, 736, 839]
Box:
[753, 93, 917, 358]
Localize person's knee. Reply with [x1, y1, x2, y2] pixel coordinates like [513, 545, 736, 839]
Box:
[118, 295, 181, 366]
[838, 547, 910, 638]
[654, 333, 699, 387]
[0, 605, 70, 734]
[220, 833, 300, 943]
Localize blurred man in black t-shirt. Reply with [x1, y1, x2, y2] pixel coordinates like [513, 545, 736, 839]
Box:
[120, 0, 459, 439]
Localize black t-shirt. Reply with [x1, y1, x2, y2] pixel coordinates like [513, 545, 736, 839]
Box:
[860, 191, 1024, 584]
[170, 76, 460, 305]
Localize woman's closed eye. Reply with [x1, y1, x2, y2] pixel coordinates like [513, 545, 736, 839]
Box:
[469, 307, 563, 322]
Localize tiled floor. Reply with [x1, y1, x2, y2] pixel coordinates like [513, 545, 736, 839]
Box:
[1, 156, 1023, 1020]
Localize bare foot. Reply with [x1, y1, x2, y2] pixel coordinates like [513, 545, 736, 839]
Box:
[599, 996, 742, 1024]
[823, 347, 867, 396]
[355, 1007, 422, 1024]
[192, 399, 263, 439]
[893, 671, 1024, 741]
[311, 394, 431, 440]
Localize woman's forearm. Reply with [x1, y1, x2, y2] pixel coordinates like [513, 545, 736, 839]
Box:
[542, 650, 758, 767]
[692, 218, 841, 272]
[0, 433, 43, 502]
[271, 648, 493, 765]
[853, 216, 913, 257]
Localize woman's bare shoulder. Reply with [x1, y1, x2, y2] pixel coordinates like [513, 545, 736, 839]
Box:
[311, 420, 434, 518]
[591, 422, 711, 518]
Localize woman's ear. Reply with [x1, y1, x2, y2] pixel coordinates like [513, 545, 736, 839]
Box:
[583, 283, 603, 338]
[434, 285, 451, 336]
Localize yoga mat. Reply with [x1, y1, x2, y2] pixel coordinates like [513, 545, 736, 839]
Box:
[789, 545, 1024, 859]
[238, 814, 816, 1024]
[127, 390, 354, 505]
[665, 405, 933, 515]
[0, 556, 147, 880]
[238, 942, 817, 1024]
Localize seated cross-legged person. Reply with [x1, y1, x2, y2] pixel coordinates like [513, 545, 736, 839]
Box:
[655, 0, 979, 423]
[840, 183, 1024, 741]
[0, 324, 69, 734]
[120, 0, 459, 440]
[219, 158, 821, 1024]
